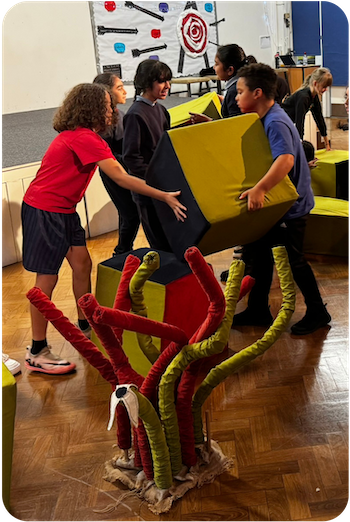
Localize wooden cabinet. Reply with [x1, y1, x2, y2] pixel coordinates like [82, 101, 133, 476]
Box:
[276, 66, 319, 93]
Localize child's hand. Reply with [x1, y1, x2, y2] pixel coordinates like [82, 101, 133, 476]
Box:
[189, 112, 212, 124]
[164, 191, 187, 222]
[239, 186, 266, 211]
[308, 158, 318, 168]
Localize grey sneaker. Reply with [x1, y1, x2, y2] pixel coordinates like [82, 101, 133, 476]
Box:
[25, 346, 76, 375]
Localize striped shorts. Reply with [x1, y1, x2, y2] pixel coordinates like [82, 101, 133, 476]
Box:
[21, 202, 86, 275]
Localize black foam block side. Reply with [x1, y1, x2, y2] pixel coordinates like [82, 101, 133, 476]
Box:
[146, 132, 210, 260]
[101, 248, 192, 284]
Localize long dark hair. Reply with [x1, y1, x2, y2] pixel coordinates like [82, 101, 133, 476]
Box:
[134, 59, 172, 98]
[216, 44, 248, 74]
[53, 83, 114, 133]
[93, 72, 119, 89]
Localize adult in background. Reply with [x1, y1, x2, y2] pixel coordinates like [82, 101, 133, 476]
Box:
[282, 67, 333, 150]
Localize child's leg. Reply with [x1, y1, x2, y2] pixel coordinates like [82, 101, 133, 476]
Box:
[284, 215, 323, 307]
[65, 245, 92, 320]
[31, 273, 58, 340]
[284, 216, 331, 334]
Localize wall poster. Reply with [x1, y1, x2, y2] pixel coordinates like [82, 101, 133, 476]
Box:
[90, 1, 219, 81]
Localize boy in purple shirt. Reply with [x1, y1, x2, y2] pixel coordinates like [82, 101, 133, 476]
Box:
[232, 63, 331, 335]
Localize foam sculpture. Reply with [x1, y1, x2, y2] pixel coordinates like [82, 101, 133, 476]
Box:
[168, 91, 222, 128]
[311, 149, 348, 200]
[27, 246, 295, 514]
[147, 113, 299, 259]
[304, 196, 348, 257]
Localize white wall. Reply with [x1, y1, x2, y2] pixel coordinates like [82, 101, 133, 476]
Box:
[217, 1, 281, 66]
[2, 1, 290, 114]
[2, 1, 98, 114]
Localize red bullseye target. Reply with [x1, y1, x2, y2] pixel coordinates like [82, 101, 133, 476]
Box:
[177, 9, 208, 57]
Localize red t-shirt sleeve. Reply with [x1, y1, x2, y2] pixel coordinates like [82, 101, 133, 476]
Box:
[71, 131, 115, 166]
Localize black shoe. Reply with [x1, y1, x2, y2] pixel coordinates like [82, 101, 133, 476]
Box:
[220, 269, 229, 283]
[291, 306, 331, 335]
[232, 308, 273, 327]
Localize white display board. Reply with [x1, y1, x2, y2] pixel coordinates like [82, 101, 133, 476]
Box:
[91, 1, 219, 81]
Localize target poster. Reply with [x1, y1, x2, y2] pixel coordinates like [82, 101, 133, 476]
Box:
[91, 1, 219, 81]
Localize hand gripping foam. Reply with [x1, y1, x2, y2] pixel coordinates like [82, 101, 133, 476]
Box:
[147, 113, 299, 259]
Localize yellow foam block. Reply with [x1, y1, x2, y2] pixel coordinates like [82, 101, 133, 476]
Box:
[168, 114, 299, 254]
[168, 92, 222, 128]
[304, 196, 348, 256]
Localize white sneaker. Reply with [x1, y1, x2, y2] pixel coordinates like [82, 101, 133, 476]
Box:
[25, 346, 76, 375]
[75, 322, 92, 339]
[2, 353, 21, 376]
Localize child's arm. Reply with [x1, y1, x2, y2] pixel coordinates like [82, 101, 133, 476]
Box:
[239, 154, 294, 211]
[98, 158, 187, 222]
[189, 112, 212, 124]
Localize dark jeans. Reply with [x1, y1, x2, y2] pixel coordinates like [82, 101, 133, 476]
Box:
[243, 214, 324, 312]
[100, 171, 140, 254]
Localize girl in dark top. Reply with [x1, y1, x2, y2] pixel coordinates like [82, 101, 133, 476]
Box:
[190, 44, 248, 124]
[282, 67, 332, 150]
[123, 59, 176, 251]
[93, 73, 140, 255]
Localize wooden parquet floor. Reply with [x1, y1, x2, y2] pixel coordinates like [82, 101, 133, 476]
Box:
[3, 119, 348, 521]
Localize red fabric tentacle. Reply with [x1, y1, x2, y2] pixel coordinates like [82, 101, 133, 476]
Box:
[78, 293, 143, 451]
[79, 294, 144, 388]
[26, 287, 117, 386]
[184, 246, 226, 344]
[136, 420, 154, 480]
[133, 428, 142, 468]
[94, 306, 188, 347]
[113, 255, 141, 342]
[116, 403, 132, 450]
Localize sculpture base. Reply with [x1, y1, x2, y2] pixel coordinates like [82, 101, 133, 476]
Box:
[103, 440, 235, 514]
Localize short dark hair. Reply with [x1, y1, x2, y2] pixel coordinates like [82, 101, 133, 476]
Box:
[302, 140, 315, 162]
[134, 59, 172, 96]
[216, 44, 247, 73]
[238, 63, 277, 100]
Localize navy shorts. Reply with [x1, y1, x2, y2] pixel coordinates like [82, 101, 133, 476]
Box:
[22, 202, 86, 275]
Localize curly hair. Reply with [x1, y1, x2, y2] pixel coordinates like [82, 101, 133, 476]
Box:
[53, 83, 115, 133]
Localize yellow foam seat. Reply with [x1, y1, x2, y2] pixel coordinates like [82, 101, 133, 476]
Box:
[311, 149, 348, 200]
[2, 362, 17, 512]
[304, 196, 348, 256]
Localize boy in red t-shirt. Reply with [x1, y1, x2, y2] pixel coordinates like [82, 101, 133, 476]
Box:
[23, 82, 186, 375]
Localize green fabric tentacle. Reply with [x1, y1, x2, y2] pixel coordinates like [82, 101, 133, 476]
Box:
[133, 389, 173, 490]
[129, 251, 161, 363]
[158, 259, 245, 476]
[192, 246, 296, 444]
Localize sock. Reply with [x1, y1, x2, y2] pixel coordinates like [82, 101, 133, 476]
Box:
[78, 319, 90, 331]
[31, 339, 47, 355]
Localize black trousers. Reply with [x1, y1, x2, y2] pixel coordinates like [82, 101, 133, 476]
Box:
[132, 193, 172, 253]
[243, 214, 324, 312]
[100, 171, 140, 254]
